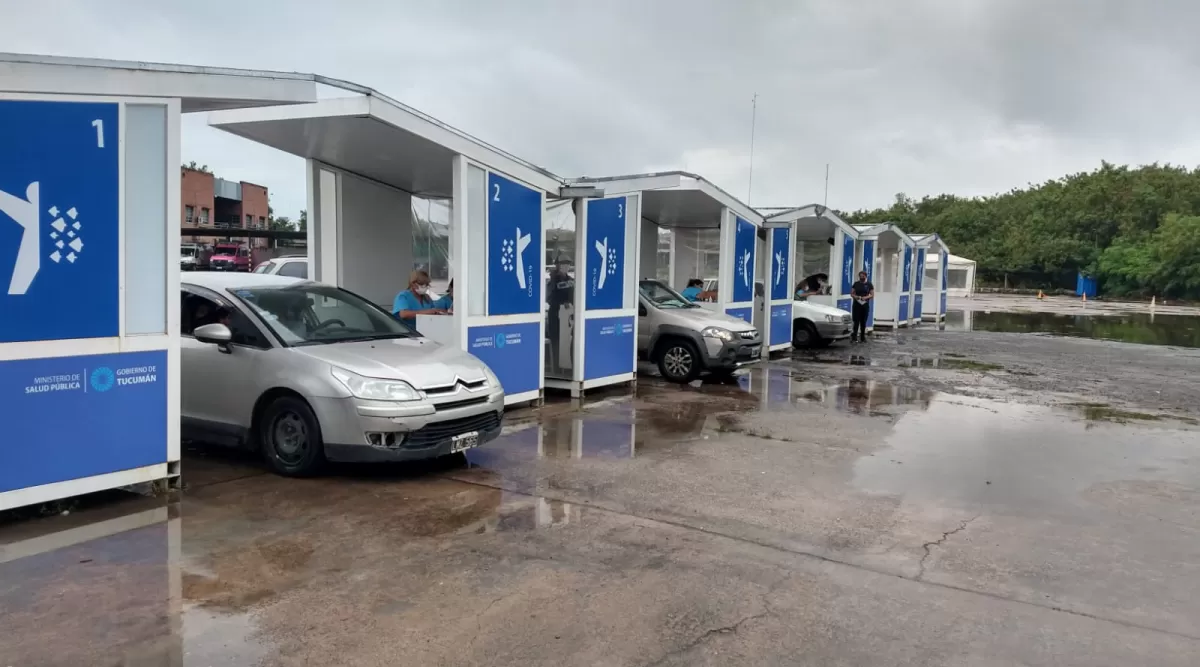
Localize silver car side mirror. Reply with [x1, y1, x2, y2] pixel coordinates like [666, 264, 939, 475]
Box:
[194, 323, 233, 352]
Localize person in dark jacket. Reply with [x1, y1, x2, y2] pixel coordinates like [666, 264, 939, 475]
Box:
[849, 270, 874, 343]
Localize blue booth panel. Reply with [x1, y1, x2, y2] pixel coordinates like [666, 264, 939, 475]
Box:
[0, 350, 168, 493]
[1, 100, 120, 343]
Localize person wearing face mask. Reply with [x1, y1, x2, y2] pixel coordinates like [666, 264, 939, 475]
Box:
[392, 270, 446, 329]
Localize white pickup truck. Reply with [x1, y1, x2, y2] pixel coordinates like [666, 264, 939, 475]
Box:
[754, 281, 852, 349]
[699, 278, 853, 349]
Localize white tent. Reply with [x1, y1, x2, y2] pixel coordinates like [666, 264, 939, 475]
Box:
[926, 253, 977, 297]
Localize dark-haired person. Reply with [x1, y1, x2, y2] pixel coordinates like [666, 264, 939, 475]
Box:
[849, 270, 874, 343]
[680, 278, 704, 302]
[796, 273, 828, 298]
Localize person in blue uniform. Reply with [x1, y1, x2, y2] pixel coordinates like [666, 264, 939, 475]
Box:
[392, 270, 447, 329]
[680, 279, 704, 302]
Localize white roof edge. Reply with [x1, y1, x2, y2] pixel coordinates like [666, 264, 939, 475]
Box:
[765, 203, 857, 237]
[912, 233, 951, 253]
[0, 52, 314, 81]
[571, 171, 761, 223]
[857, 222, 916, 245]
[0, 52, 318, 109]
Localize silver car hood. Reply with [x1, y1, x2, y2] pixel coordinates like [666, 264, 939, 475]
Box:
[660, 305, 756, 332]
[294, 338, 489, 389]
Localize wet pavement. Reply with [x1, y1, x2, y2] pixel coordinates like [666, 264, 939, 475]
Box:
[946, 308, 1200, 347]
[3, 352, 1200, 664]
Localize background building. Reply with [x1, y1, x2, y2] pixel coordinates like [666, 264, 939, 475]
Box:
[180, 166, 269, 248]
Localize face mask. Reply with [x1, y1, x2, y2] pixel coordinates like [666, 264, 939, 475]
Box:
[414, 285, 428, 296]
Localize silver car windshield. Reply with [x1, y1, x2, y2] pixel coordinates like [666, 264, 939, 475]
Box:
[230, 284, 416, 346]
[639, 280, 697, 309]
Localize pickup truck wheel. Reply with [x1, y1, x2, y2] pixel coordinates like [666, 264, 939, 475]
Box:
[793, 321, 820, 349]
[656, 339, 701, 383]
[259, 396, 326, 477]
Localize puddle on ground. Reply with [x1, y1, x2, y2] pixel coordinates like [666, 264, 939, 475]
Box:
[795, 350, 1005, 371]
[945, 309, 1200, 347]
[852, 393, 1200, 509]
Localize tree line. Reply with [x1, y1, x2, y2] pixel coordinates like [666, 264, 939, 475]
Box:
[841, 162, 1200, 299]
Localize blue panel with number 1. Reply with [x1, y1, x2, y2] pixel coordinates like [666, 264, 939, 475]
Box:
[0, 100, 120, 343]
[486, 173, 542, 316]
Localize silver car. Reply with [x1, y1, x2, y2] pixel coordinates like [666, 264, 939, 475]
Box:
[181, 273, 504, 476]
[638, 279, 763, 383]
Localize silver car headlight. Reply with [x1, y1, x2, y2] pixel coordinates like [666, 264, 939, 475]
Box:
[481, 364, 502, 391]
[701, 327, 735, 342]
[331, 367, 421, 401]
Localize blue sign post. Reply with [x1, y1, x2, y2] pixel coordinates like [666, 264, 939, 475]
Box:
[898, 245, 913, 325]
[914, 248, 926, 321]
[486, 173, 541, 316]
[1, 100, 120, 343]
[585, 197, 625, 311]
[770, 227, 789, 301]
[731, 217, 755, 304]
[581, 196, 635, 384]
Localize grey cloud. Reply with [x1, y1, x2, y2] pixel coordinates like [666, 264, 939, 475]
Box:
[3, 0, 1199, 218]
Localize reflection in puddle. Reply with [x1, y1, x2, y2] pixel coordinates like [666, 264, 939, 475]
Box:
[945, 309, 1200, 348]
[853, 394, 1199, 509]
[791, 378, 935, 415]
[796, 351, 1003, 371]
[455, 493, 581, 535]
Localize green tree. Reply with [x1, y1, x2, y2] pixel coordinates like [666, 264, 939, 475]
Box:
[843, 162, 1200, 298]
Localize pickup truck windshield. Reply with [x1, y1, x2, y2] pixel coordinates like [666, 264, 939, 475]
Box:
[639, 280, 696, 309]
[230, 284, 416, 346]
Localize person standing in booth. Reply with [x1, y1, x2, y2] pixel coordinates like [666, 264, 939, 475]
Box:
[850, 270, 874, 343]
[392, 270, 447, 329]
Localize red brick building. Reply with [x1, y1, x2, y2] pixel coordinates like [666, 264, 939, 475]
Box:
[181, 167, 270, 248]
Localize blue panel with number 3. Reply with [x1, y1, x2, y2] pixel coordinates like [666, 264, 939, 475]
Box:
[770, 227, 789, 301]
[585, 197, 625, 311]
[0, 100, 120, 343]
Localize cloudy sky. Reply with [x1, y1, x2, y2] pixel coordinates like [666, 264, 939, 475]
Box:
[4, 0, 1199, 219]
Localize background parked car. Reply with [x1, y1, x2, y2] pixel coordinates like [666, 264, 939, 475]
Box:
[253, 255, 308, 278]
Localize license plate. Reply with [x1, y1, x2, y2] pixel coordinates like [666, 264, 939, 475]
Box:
[450, 431, 480, 453]
[749, 346, 761, 358]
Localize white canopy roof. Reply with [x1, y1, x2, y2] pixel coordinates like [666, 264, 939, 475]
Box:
[0, 52, 318, 112]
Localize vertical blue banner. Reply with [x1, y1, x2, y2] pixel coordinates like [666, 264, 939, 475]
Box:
[769, 227, 789, 301]
[0, 100, 120, 343]
[861, 239, 876, 328]
[731, 217, 755, 303]
[840, 233, 855, 295]
[901, 245, 913, 292]
[583, 315, 635, 380]
[486, 173, 542, 316]
[770, 304, 791, 346]
[915, 249, 927, 291]
[915, 294, 924, 318]
[467, 322, 541, 395]
[585, 197, 626, 311]
[0, 350, 167, 492]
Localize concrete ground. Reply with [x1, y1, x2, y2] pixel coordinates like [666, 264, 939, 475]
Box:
[3, 316, 1200, 666]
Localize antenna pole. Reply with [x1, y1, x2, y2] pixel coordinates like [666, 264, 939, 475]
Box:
[823, 163, 830, 210]
[747, 93, 758, 204]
